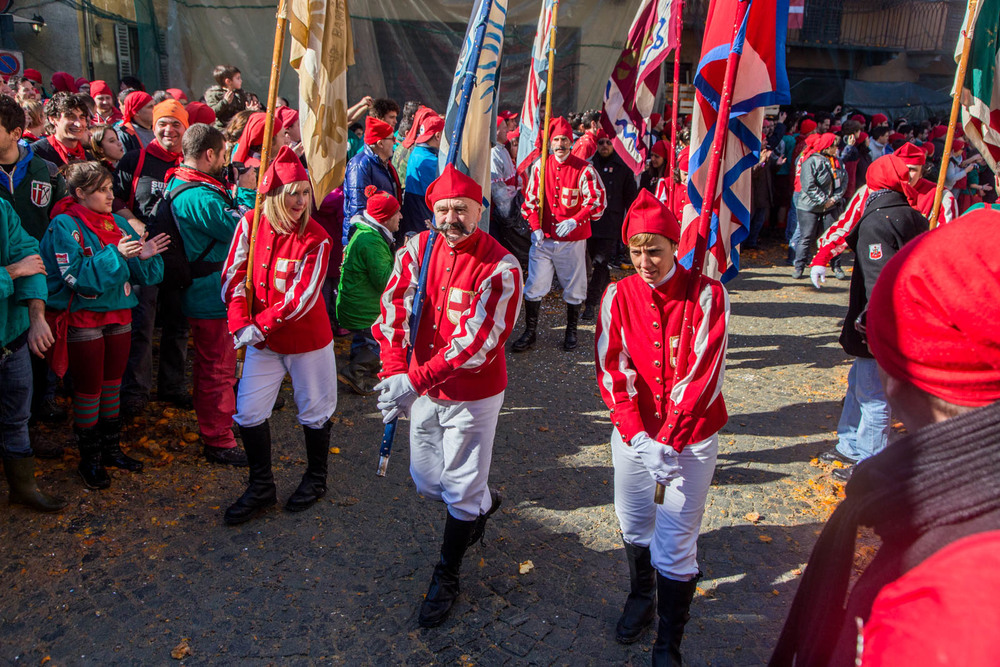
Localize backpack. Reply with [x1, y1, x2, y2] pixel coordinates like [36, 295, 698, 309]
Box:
[147, 181, 222, 291]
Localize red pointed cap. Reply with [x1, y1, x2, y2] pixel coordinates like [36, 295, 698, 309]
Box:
[651, 140, 670, 159]
[894, 142, 926, 166]
[548, 117, 573, 140]
[622, 188, 680, 245]
[89, 80, 112, 98]
[260, 145, 309, 192]
[425, 164, 482, 211]
[364, 116, 394, 144]
[185, 102, 216, 126]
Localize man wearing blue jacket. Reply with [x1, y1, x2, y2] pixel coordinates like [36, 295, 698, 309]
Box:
[341, 117, 400, 245]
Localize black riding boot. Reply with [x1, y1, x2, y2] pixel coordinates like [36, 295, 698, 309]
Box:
[100, 417, 143, 472]
[563, 303, 581, 351]
[76, 426, 110, 489]
[467, 488, 502, 548]
[651, 572, 700, 667]
[285, 420, 331, 512]
[616, 540, 656, 644]
[3, 457, 67, 512]
[511, 300, 541, 353]
[418, 512, 477, 628]
[224, 421, 277, 525]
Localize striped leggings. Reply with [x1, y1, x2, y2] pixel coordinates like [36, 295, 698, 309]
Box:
[68, 323, 132, 428]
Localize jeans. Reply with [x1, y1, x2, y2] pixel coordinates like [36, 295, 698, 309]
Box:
[746, 208, 768, 247]
[793, 208, 832, 271]
[836, 357, 890, 463]
[785, 205, 798, 244]
[0, 344, 33, 459]
[121, 284, 189, 403]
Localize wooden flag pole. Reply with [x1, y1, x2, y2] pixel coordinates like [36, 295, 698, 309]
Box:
[236, 0, 289, 379]
[930, 0, 979, 230]
[655, 0, 749, 505]
[668, 0, 684, 200]
[537, 0, 560, 225]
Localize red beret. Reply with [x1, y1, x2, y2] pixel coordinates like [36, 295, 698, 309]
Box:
[622, 188, 680, 245]
[274, 106, 300, 131]
[548, 116, 573, 140]
[894, 142, 926, 166]
[868, 209, 1000, 407]
[799, 119, 817, 134]
[122, 91, 153, 122]
[364, 116, 394, 144]
[872, 113, 888, 126]
[23, 69, 42, 84]
[364, 185, 400, 223]
[185, 102, 216, 127]
[260, 145, 309, 192]
[89, 80, 112, 98]
[651, 140, 670, 160]
[425, 163, 482, 211]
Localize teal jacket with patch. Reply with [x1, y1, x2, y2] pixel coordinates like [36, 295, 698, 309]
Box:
[165, 174, 252, 320]
[40, 212, 163, 314]
[1, 198, 47, 347]
[0, 143, 66, 241]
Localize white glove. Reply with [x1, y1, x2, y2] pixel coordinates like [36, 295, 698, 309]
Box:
[233, 325, 265, 349]
[810, 265, 827, 289]
[374, 374, 419, 423]
[531, 229, 545, 247]
[630, 432, 681, 486]
[555, 218, 578, 237]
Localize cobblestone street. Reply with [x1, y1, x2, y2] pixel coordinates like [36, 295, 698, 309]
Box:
[1, 249, 856, 665]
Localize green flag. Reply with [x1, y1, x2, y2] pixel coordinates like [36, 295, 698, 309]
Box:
[956, 0, 1000, 171]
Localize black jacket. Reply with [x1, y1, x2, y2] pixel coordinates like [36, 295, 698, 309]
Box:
[591, 151, 639, 239]
[840, 189, 928, 358]
[113, 149, 176, 222]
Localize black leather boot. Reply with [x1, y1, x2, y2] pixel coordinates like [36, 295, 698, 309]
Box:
[467, 489, 502, 547]
[418, 512, 477, 628]
[76, 426, 110, 490]
[511, 300, 541, 353]
[224, 421, 277, 525]
[100, 417, 143, 472]
[285, 420, 331, 512]
[651, 572, 701, 667]
[3, 457, 67, 512]
[563, 303, 581, 351]
[615, 540, 656, 643]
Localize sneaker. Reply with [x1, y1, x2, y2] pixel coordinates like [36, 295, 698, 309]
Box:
[832, 466, 854, 483]
[833, 266, 848, 280]
[204, 445, 248, 467]
[792, 268, 804, 279]
[819, 449, 856, 465]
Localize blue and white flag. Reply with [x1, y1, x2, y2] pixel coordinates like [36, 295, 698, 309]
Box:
[516, 0, 557, 177]
[439, 0, 509, 231]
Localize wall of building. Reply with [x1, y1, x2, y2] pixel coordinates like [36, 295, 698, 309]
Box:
[8, 2, 83, 86]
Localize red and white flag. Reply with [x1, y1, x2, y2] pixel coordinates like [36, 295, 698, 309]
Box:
[516, 0, 558, 177]
[788, 0, 804, 29]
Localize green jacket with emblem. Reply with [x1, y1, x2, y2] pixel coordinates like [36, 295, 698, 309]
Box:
[0, 143, 66, 241]
[1, 198, 48, 347]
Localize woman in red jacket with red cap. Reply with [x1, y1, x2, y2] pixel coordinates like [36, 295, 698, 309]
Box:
[221, 145, 337, 525]
[596, 189, 729, 665]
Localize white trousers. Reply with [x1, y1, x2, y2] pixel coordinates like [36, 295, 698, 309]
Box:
[408, 392, 504, 521]
[235, 342, 338, 429]
[524, 238, 588, 304]
[611, 429, 719, 580]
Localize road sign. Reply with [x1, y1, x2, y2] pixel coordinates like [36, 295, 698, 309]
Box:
[0, 50, 23, 78]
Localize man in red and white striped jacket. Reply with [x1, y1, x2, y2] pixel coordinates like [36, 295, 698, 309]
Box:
[373, 164, 523, 629]
[513, 116, 607, 353]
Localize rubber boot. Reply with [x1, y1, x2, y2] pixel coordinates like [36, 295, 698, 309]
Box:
[76, 426, 110, 490]
[651, 572, 701, 667]
[615, 540, 656, 643]
[285, 420, 331, 512]
[224, 421, 277, 525]
[418, 512, 477, 628]
[3, 457, 67, 512]
[511, 300, 541, 353]
[563, 303, 581, 351]
[100, 417, 143, 472]
[467, 489, 502, 547]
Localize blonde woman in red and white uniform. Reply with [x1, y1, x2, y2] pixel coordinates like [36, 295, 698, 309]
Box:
[374, 164, 523, 628]
[595, 189, 729, 666]
[514, 116, 606, 352]
[221, 145, 336, 525]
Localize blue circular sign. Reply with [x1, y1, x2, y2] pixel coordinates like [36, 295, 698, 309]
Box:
[0, 54, 20, 76]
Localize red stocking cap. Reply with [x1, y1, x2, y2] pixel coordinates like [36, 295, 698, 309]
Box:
[274, 106, 299, 131]
[930, 125, 948, 140]
[622, 188, 680, 245]
[364, 185, 400, 223]
[894, 142, 926, 166]
[425, 164, 482, 211]
[233, 112, 280, 164]
[76, 78, 89, 90]
[89, 80, 112, 98]
[678, 147, 690, 171]
[185, 102, 216, 127]
[412, 113, 444, 146]
[51, 72, 78, 93]
[866, 154, 918, 207]
[23, 69, 42, 84]
[651, 140, 670, 160]
[868, 209, 1000, 407]
[921, 142, 935, 159]
[872, 113, 888, 126]
[166, 88, 188, 103]
[122, 91, 153, 123]
[364, 116, 394, 144]
[799, 119, 817, 134]
[548, 117, 573, 140]
[850, 114, 866, 124]
[260, 145, 309, 192]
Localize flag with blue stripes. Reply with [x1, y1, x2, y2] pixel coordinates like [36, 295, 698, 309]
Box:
[515, 0, 557, 177]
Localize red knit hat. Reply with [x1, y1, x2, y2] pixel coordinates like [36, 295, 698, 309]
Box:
[872, 113, 888, 126]
[166, 88, 188, 103]
[425, 164, 482, 211]
[922, 142, 936, 159]
[799, 119, 817, 134]
[23, 69, 42, 84]
[678, 146, 690, 171]
[274, 106, 299, 131]
[650, 140, 670, 160]
[364, 185, 400, 223]
[953, 138, 966, 153]
[364, 117, 394, 144]
[888, 132, 905, 144]
[850, 114, 865, 124]
[622, 188, 681, 245]
[185, 102, 216, 126]
[867, 209, 1000, 407]
[51, 72, 78, 93]
[260, 145, 309, 192]
[859, 131, 869, 143]
[930, 125, 949, 140]
[89, 80, 112, 98]
[894, 142, 926, 166]
[122, 91, 153, 123]
[76, 78, 89, 90]
[233, 112, 280, 165]
[548, 116, 573, 140]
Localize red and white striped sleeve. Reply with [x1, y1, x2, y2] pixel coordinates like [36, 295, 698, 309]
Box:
[373, 234, 421, 378]
[520, 161, 542, 230]
[577, 164, 608, 222]
[222, 215, 251, 335]
[594, 283, 645, 443]
[812, 185, 867, 267]
[663, 278, 730, 447]
[407, 253, 523, 394]
[654, 177, 670, 204]
[941, 190, 958, 224]
[254, 238, 330, 334]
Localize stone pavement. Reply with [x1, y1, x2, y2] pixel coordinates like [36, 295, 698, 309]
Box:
[0, 253, 855, 665]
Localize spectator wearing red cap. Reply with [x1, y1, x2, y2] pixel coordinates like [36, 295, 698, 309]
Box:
[50, 72, 78, 94]
[641, 139, 670, 195]
[273, 106, 301, 157]
[31, 93, 94, 168]
[792, 133, 847, 278]
[342, 116, 401, 245]
[571, 110, 602, 161]
[596, 188, 729, 661]
[773, 209, 1000, 666]
[400, 110, 444, 237]
[222, 144, 337, 525]
[515, 116, 608, 352]
[373, 163, 523, 629]
[499, 110, 519, 133]
[89, 80, 123, 125]
[116, 90, 155, 153]
[336, 185, 400, 395]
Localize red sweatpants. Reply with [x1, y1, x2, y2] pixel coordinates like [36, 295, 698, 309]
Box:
[189, 318, 237, 449]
